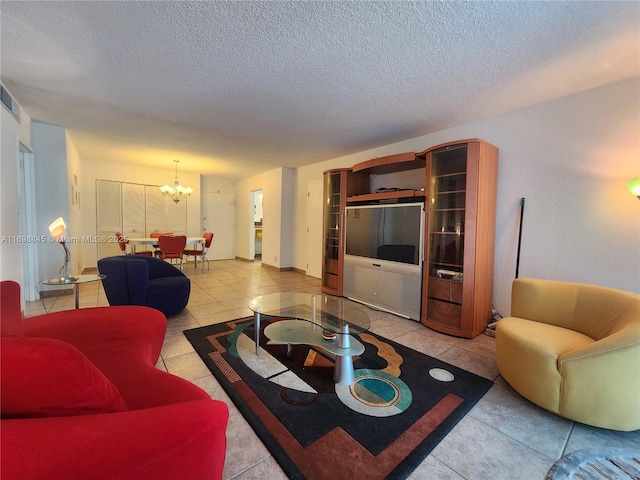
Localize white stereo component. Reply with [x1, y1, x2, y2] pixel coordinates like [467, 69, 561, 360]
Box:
[343, 256, 422, 321]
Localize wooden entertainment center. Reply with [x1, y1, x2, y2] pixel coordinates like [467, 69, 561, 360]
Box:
[321, 138, 498, 338]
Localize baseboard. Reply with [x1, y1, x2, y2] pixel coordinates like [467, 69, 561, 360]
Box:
[261, 263, 293, 273]
[233, 256, 301, 273]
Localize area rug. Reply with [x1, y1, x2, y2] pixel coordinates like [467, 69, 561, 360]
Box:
[184, 317, 493, 480]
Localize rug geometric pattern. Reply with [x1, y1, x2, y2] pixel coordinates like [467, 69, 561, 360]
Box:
[184, 318, 493, 480]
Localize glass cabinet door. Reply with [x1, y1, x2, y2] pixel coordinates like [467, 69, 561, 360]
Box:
[426, 144, 467, 328]
[322, 170, 344, 294]
[324, 172, 341, 263]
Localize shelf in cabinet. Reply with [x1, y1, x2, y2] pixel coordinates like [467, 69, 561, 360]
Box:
[433, 171, 465, 179]
[433, 189, 466, 195]
[430, 262, 463, 269]
[347, 189, 426, 203]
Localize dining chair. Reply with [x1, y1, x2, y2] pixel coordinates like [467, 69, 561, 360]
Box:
[116, 232, 152, 256]
[183, 232, 214, 270]
[116, 232, 128, 255]
[150, 232, 173, 257]
[157, 235, 187, 270]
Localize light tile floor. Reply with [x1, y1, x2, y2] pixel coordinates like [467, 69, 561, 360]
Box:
[25, 259, 640, 480]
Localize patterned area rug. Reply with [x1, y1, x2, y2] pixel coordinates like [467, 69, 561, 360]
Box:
[184, 317, 493, 480]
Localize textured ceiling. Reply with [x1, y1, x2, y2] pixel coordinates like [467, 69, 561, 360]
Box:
[1, 1, 639, 179]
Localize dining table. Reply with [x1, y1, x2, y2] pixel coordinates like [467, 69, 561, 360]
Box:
[127, 236, 207, 273]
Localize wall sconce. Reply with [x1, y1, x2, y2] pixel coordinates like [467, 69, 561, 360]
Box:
[48, 217, 79, 283]
[629, 178, 640, 199]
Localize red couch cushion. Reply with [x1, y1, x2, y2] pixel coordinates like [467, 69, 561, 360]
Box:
[0, 281, 24, 337]
[1, 335, 127, 418]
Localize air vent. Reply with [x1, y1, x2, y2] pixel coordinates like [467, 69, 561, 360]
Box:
[1, 84, 21, 121]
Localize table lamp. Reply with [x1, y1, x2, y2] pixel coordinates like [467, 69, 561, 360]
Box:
[48, 216, 79, 283]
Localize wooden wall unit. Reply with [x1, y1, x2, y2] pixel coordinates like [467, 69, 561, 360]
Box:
[321, 168, 367, 295]
[420, 139, 499, 338]
[320, 139, 498, 338]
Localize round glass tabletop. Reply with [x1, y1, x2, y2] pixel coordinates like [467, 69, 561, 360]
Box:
[248, 292, 371, 335]
[42, 273, 106, 286]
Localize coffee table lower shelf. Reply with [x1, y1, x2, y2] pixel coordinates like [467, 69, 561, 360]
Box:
[264, 320, 364, 386]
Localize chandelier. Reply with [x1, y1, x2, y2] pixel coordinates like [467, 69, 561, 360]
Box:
[159, 160, 193, 203]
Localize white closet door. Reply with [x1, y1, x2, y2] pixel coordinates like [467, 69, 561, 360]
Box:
[122, 183, 145, 238]
[96, 180, 122, 259]
[145, 186, 167, 234]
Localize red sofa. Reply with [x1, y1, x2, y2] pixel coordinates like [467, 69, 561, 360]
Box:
[0, 281, 229, 479]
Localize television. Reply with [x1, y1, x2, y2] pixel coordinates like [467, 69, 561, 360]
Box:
[344, 203, 424, 269]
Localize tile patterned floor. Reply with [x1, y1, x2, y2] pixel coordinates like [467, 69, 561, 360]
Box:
[25, 260, 640, 480]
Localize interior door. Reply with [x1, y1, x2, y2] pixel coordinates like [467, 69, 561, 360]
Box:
[306, 180, 323, 278]
[202, 192, 235, 260]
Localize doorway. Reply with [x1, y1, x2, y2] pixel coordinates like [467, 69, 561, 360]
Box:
[250, 190, 263, 261]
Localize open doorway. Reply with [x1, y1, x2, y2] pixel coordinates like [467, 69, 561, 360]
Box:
[250, 189, 263, 261]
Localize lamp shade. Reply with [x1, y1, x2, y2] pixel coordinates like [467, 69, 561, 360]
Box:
[48, 217, 67, 242]
[628, 178, 640, 199]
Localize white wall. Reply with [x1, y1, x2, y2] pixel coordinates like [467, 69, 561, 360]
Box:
[201, 175, 236, 195]
[0, 90, 32, 283]
[31, 122, 72, 282]
[80, 157, 202, 267]
[66, 132, 83, 271]
[235, 167, 295, 268]
[280, 168, 295, 267]
[294, 77, 640, 317]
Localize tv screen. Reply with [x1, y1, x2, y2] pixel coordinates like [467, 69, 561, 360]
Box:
[345, 203, 423, 265]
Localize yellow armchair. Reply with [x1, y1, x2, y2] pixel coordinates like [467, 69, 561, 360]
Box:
[496, 278, 640, 431]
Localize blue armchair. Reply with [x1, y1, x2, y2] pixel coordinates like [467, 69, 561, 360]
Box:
[97, 256, 190, 317]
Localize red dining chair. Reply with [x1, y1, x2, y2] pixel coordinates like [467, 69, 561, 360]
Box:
[116, 232, 128, 255]
[157, 235, 187, 270]
[150, 232, 173, 257]
[183, 232, 214, 270]
[116, 232, 152, 256]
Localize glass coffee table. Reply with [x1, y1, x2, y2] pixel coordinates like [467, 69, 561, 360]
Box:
[248, 293, 371, 385]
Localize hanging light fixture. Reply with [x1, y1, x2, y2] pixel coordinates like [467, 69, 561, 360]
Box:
[628, 178, 640, 199]
[159, 160, 193, 203]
